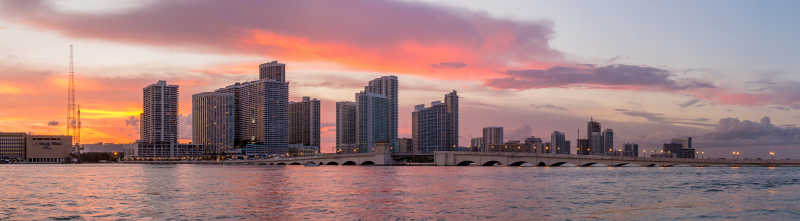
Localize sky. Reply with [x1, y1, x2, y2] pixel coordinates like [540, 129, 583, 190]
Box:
[1, 0, 799, 158]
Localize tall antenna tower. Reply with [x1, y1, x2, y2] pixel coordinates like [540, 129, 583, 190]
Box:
[66, 45, 78, 147]
[77, 104, 81, 145]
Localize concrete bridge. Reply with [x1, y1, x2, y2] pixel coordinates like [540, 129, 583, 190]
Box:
[434, 151, 800, 167]
[126, 151, 800, 167]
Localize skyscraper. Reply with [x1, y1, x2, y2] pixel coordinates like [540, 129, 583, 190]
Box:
[356, 91, 389, 153]
[482, 127, 503, 152]
[587, 119, 602, 155]
[192, 92, 235, 153]
[141, 80, 178, 144]
[603, 128, 614, 155]
[336, 101, 357, 149]
[412, 91, 459, 153]
[289, 96, 320, 153]
[365, 76, 398, 149]
[445, 90, 458, 148]
[551, 131, 570, 154]
[413, 102, 448, 153]
[259, 60, 285, 82]
[216, 78, 289, 156]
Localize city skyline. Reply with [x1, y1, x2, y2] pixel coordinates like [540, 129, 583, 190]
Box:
[1, 0, 799, 158]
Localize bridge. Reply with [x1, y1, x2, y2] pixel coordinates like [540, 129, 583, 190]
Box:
[433, 151, 800, 167]
[125, 151, 800, 167]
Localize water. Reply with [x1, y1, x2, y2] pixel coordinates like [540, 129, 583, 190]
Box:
[1, 165, 799, 220]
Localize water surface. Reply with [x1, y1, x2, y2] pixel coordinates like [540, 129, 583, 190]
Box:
[1, 164, 799, 220]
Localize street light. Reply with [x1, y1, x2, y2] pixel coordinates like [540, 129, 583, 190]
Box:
[769, 152, 775, 160]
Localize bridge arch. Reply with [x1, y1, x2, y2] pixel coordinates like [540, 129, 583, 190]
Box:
[289, 162, 302, 165]
[580, 162, 597, 167]
[326, 161, 339, 165]
[482, 161, 502, 166]
[509, 161, 528, 167]
[305, 161, 318, 165]
[646, 163, 657, 167]
[457, 161, 475, 166]
[550, 162, 567, 167]
[343, 161, 357, 165]
[361, 161, 375, 166]
[614, 163, 629, 167]
[537, 162, 547, 167]
[277, 162, 286, 165]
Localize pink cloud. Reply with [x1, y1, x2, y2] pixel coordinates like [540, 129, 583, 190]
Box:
[1, 0, 562, 80]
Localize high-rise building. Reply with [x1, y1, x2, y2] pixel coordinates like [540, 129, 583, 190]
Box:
[365, 76, 398, 149]
[216, 78, 289, 156]
[412, 91, 459, 153]
[259, 60, 285, 82]
[603, 128, 614, 155]
[413, 102, 448, 153]
[289, 96, 320, 153]
[444, 90, 458, 148]
[336, 101, 357, 149]
[141, 80, 178, 144]
[624, 143, 639, 157]
[587, 119, 603, 155]
[482, 127, 503, 152]
[470, 137, 483, 152]
[192, 92, 236, 153]
[551, 131, 570, 154]
[356, 91, 389, 153]
[0, 132, 26, 162]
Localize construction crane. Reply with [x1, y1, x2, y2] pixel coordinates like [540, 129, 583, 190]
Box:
[66, 45, 80, 154]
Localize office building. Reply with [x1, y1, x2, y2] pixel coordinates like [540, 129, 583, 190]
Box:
[0, 132, 26, 162]
[26, 135, 72, 163]
[662, 137, 696, 159]
[482, 127, 503, 152]
[577, 138, 590, 155]
[192, 92, 236, 153]
[398, 138, 413, 153]
[470, 137, 483, 152]
[216, 78, 289, 156]
[523, 136, 544, 153]
[365, 76, 398, 149]
[135, 142, 208, 159]
[336, 101, 357, 149]
[623, 143, 639, 157]
[412, 91, 459, 153]
[444, 90, 458, 148]
[413, 102, 448, 153]
[587, 119, 603, 155]
[356, 91, 389, 153]
[141, 80, 178, 144]
[259, 60, 285, 82]
[289, 96, 320, 153]
[603, 128, 614, 155]
[550, 131, 570, 154]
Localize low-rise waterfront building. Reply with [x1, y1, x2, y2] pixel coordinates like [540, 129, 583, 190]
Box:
[26, 135, 72, 163]
[0, 132, 26, 162]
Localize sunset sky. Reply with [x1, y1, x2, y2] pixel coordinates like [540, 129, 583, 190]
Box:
[1, 0, 798, 158]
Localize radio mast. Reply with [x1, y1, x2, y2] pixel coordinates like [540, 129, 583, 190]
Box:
[66, 45, 78, 148]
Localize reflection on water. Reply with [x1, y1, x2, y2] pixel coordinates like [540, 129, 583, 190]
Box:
[1, 165, 799, 220]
